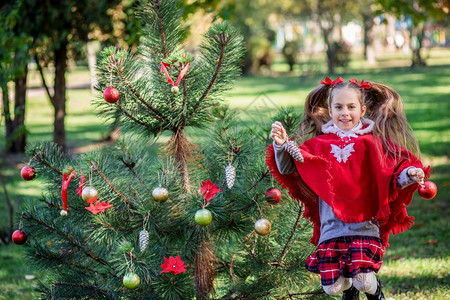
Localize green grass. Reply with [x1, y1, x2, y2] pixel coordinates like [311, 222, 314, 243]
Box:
[1, 48, 449, 299]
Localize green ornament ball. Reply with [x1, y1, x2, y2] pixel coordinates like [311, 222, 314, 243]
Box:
[194, 208, 212, 226]
[123, 272, 141, 289]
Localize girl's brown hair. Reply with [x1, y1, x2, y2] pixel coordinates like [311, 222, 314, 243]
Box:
[294, 80, 420, 160]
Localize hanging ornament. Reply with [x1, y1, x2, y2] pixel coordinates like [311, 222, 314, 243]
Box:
[160, 255, 187, 275]
[123, 272, 141, 290]
[254, 218, 271, 236]
[85, 201, 113, 215]
[160, 61, 189, 93]
[20, 165, 36, 181]
[285, 140, 304, 163]
[103, 86, 120, 103]
[60, 167, 76, 216]
[76, 170, 86, 196]
[171, 86, 179, 94]
[265, 188, 282, 204]
[82, 186, 99, 203]
[139, 230, 149, 252]
[225, 164, 236, 189]
[194, 208, 212, 226]
[152, 187, 169, 203]
[418, 181, 437, 200]
[12, 229, 27, 245]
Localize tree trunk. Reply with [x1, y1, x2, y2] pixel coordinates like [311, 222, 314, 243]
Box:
[411, 23, 426, 67]
[172, 127, 191, 192]
[322, 29, 335, 74]
[194, 241, 216, 300]
[52, 41, 68, 151]
[11, 64, 28, 152]
[2, 83, 13, 149]
[363, 10, 376, 65]
[87, 39, 98, 94]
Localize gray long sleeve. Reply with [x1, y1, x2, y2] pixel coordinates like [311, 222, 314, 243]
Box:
[273, 141, 297, 175]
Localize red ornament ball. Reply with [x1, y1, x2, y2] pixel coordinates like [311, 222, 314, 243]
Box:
[265, 188, 282, 204]
[20, 165, 36, 181]
[103, 87, 120, 103]
[12, 229, 27, 245]
[418, 181, 437, 200]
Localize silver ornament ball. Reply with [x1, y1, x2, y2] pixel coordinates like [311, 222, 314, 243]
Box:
[171, 86, 179, 94]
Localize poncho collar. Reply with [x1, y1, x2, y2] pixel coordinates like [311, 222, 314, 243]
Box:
[322, 118, 374, 139]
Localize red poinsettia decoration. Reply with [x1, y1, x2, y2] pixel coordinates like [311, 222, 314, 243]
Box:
[160, 255, 187, 275]
[76, 170, 86, 196]
[200, 179, 222, 202]
[85, 201, 113, 215]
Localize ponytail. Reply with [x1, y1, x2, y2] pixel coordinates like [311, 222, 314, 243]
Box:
[363, 82, 420, 160]
[294, 85, 331, 142]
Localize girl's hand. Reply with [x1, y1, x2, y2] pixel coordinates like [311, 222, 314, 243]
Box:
[408, 167, 425, 186]
[271, 121, 287, 146]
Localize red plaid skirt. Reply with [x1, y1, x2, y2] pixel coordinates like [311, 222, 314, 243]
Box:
[305, 236, 385, 286]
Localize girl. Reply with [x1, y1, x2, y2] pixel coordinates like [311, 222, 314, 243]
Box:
[266, 77, 429, 300]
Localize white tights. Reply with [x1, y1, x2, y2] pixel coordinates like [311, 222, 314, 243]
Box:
[322, 276, 352, 295]
[323, 272, 377, 295]
[353, 272, 377, 294]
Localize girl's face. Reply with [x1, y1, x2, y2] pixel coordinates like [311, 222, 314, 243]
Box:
[329, 88, 366, 131]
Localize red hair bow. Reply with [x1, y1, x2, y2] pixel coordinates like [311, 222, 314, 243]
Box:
[320, 76, 344, 88]
[349, 78, 371, 90]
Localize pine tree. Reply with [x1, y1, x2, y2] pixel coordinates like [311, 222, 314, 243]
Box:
[17, 1, 325, 299]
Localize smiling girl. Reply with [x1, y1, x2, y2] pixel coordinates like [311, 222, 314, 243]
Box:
[266, 77, 429, 300]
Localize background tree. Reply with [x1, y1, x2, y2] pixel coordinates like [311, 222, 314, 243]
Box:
[15, 0, 123, 151]
[17, 1, 321, 299]
[0, 1, 32, 153]
[376, 0, 450, 66]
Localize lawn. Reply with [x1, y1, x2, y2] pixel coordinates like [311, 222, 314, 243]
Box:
[0, 48, 449, 299]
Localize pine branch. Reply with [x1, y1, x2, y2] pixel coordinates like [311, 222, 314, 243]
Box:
[279, 202, 303, 263]
[98, 220, 142, 232]
[51, 282, 108, 296]
[35, 251, 111, 279]
[115, 102, 152, 129]
[198, 33, 231, 102]
[90, 160, 137, 210]
[152, 0, 169, 57]
[22, 212, 114, 271]
[249, 169, 270, 191]
[189, 33, 230, 117]
[117, 68, 166, 122]
[33, 150, 63, 176]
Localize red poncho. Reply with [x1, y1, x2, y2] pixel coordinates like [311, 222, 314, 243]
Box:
[266, 131, 429, 246]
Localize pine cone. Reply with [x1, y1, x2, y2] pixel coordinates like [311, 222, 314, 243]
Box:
[139, 230, 149, 252]
[285, 141, 304, 163]
[225, 164, 236, 189]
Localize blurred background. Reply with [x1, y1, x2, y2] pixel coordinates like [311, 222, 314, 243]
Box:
[0, 0, 449, 299]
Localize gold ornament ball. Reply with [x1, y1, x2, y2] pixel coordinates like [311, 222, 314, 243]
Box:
[152, 187, 169, 203]
[171, 86, 179, 94]
[254, 218, 271, 236]
[60, 210, 68, 217]
[82, 186, 99, 203]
